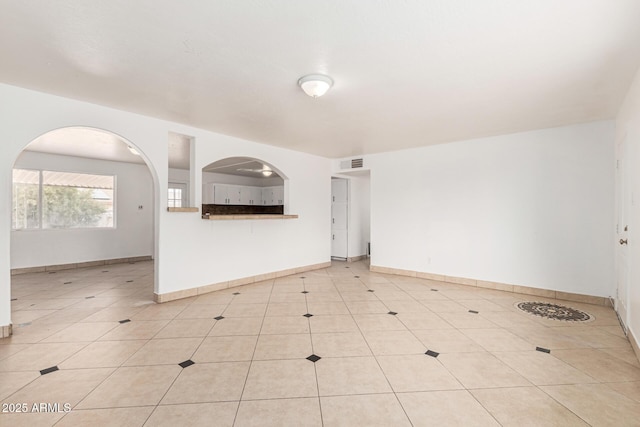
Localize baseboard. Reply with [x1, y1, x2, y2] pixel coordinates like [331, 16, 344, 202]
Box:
[629, 328, 640, 366]
[370, 265, 611, 307]
[0, 324, 12, 338]
[347, 255, 368, 262]
[154, 261, 332, 303]
[11, 256, 153, 276]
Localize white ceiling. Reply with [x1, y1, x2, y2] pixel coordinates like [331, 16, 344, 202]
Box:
[2, 1, 640, 158]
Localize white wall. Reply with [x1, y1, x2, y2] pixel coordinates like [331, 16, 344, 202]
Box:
[11, 152, 154, 268]
[354, 121, 615, 297]
[0, 83, 331, 329]
[616, 66, 640, 347]
[348, 174, 371, 258]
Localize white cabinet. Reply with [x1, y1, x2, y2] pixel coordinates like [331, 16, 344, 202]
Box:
[262, 186, 284, 205]
[204, 184, 280, 205]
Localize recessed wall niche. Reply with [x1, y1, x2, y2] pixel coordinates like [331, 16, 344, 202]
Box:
[167, 132, 197, 212]
[201, 157, 286, 216]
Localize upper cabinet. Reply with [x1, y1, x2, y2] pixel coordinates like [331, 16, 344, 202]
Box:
[204, 183, 283, 206]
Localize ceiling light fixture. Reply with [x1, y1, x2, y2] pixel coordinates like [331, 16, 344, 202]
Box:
[127, 145, 140, 156]
[298, 74, 333, 98]
[262, 166, 273, 177]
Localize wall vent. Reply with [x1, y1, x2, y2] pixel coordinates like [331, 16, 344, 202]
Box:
[340, 158, 364, 169]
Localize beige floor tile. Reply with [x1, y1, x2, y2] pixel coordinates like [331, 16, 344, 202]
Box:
[55, 406, 154, 427]
[353, 314, 407, 331]
[384, 300, 431, 313]
[422, 300, 469, 313]
[508, 326, 590, 350]
[396, 312, 454, 330]
[598, 346, 640, 367]
[437, 312, 500, 329]
[311, 332, 372, 357]
[315, 356, 391, 396]
[412, 329, 485, 353]
[438, 352, 531, 389]
[0, 411, 65, 427]
[4, 322, 72, 344]
[59, 340, 147, 369]
[260, 316, 310, 334]
[268, 292, 307, 303]
[556, 326, 633, 348]
[208, 317, 263, 336]
[597, 325, 628, 338]
[223, 303, 267, 318]
[146, 402, 238, 427]
[41, 322, 118, 343]
[363, 330, 426, 355]
[7, 367, 114, 407]
[243, 359, 317, 400]
[161, 361, 249, 404]
[12, 310, 58, 324]
[174, 304, 226, 319]
[254, 333, 312, 360]
[309, 315, 359, 333]
[0, 343, 31, 360]
[552, 348, 640, 382]
[398, 390, 500, 426]
[377, 354, 463, 392]
[306, 301, 349, 315]
[320, 394, 412, 427]
[265, 302, 308, 317]
[458, 299, 510, 312]
[130, 304, 186, 320]
[541, 383, 640, 426]
[472, 387, 587, 426]
[339, 291, 378, 302]
[305, 292, 343, 302]
[192, 335, 257, 362]
[98, 320, 169, 340]
[192, 293, 234, 305]
[77, 365, 181, 409]
[493, 351, 597, 385]
[154, 318, 216, 338]
[345, 300, 389, 314]
[481, 311, 548, 328]
[461, 328, 535, 351]
[606, 381, 640, 403]
[123, 337, 203, 366]
[0, 342, 87, 372]
[0, 371, 40, 400]
[235, 397, 322, 427]
[82, 306, 145, 322]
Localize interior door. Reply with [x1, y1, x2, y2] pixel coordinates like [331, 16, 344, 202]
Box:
[331, 179, 348, 259]
[616, 134, 629, 328]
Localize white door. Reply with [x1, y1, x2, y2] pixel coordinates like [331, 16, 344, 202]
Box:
[331, 179, 348, 259]
[616, 134, 630, 328]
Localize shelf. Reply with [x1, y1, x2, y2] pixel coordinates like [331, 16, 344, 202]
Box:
[203, 214, 299, 220]
[167, 207, 199, 213]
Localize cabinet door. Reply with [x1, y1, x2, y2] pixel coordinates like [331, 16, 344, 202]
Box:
[213, 185, 228, 204]
[273, 186, 284, 205]
[228, 185, 241, 205]
[239, 186, 251, 205]
[262, 187, 273, 205]
[250, 187, 262, 205]
[202, 183, 215, 204]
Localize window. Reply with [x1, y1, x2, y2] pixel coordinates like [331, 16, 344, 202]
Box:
[12, 169, 115, 230]
[168, 183, 185, 208]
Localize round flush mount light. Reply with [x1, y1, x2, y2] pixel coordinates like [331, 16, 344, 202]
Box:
[298, 74, 333, 98]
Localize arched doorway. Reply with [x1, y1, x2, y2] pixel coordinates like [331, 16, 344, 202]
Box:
[8, 127, 158, 338]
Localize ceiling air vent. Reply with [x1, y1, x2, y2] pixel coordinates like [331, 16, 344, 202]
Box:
[340, 158, 364, 169]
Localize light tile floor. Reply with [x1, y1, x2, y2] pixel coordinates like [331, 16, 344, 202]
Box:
[1, 260, 640, 426]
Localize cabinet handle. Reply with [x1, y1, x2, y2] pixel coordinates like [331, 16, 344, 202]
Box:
[332, 218, 335, 224]
[332, 234, 335, 240]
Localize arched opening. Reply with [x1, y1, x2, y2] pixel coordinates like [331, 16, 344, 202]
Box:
[201, 156, 288, 216]
[9, 127, 158, 338]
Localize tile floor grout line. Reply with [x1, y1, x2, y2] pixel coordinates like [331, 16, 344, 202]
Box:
[230, 277, 276, 426]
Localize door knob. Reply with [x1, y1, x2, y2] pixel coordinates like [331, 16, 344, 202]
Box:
[620, 239, 628, 245]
